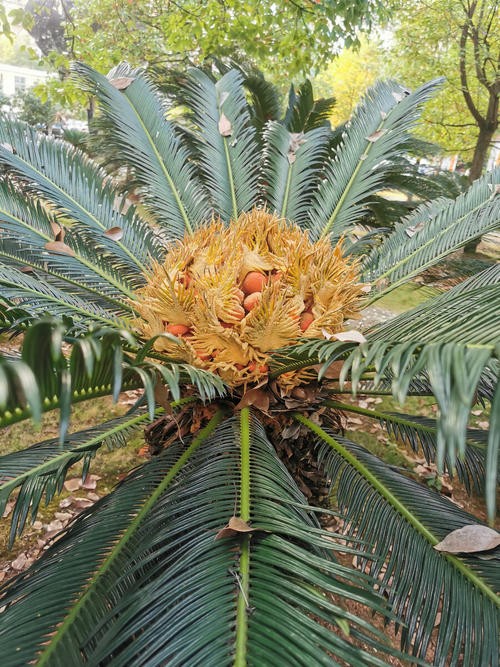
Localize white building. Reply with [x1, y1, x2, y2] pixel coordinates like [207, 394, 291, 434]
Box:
[0, 62, 49, 97]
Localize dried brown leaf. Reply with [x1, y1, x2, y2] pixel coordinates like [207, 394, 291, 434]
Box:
[332, 330, 367, 344]
[235, 387, 270, 412]
[405, 220, 425, 238]
[366, 129, 388, 142]
[313, 360, 344, 379]
[434, 525, 500, 554]
[44, 241, 75, 257]
[104, 226, 124, 241]
[73, 498, 94, 510]
[11, 553, 31, 571]
[63, 478, 81, 492]
[218, 113, 232, 137]
[154, 382, 172, 413]
[215, 516, 254, 540]
[110, 76, 135, 90]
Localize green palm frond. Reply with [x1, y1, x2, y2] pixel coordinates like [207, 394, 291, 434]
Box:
[0, 411, 403, 666]
[0, 178, 144, 306]
[304, 423, 499, 666]
[0, 236, 135, 315]
[180, 68, 261, 221]
[0, 264, 129, 329]
[1, 320, 134, 433]
[284, 80, 336, 132]
[337, 342, 494, 492]
[307, 79, 441, 242]
[281, 286, 498, 517]
[0, 320, 225, 434]
[327, 400, 487, 495]
[73, 62, 211, 237]
[262, 123, 330, 224]
[363, 169, 500, 293]
[367, 267, 500, 347]
[0, 120, 160, 272]
[241, 69, 282, 133]
[364, 164, 461, 230]
[0, 408, 153, 544]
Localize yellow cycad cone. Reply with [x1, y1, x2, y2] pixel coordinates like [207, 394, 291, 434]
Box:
[132, 209, 363, 389]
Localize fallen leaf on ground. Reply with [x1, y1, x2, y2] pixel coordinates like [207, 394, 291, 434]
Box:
[11, 553, 31, 571]
[73, 498, 94, 510]
[46, 520, 63, 532]
[2, 502, 13, 518]
[64, 478, 81, 492]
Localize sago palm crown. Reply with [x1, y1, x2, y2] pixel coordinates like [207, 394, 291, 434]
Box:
[0, 62, 498, 666]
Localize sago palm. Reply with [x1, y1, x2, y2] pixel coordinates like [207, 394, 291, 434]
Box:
[0, 63, 498, 666]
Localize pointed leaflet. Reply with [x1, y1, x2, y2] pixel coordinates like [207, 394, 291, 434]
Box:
[181, 68, 260, 221]
[0, 415, 400, 665]
[307, 79, 441, 242]
[0, 119, 162, 272]
[486, 382, 499, 522]
[73, 62, 210, 237]
[363, 168, 500, 292]
[308, 426, 500, 666]
[262, 122, 330, 225]
[0, 410, 153, 543]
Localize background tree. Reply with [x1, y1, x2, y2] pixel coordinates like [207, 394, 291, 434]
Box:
[12, 88, 56, 128]
[9, 0, 388, 82]
[386, 0, 499, 181]
[314, 38, 385, 125]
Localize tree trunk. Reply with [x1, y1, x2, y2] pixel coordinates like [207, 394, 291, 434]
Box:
[469, 124, 496, 183]
[464, 110, 497, 253]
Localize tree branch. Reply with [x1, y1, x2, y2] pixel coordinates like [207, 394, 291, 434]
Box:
[459, 5, 485, 125]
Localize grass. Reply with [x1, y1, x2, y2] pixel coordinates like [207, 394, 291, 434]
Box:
[0, 396, 144, 563]
[375, 282, 440, 312]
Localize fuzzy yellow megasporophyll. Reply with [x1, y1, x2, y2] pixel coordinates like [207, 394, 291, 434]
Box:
[132, 210, 363, 387]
